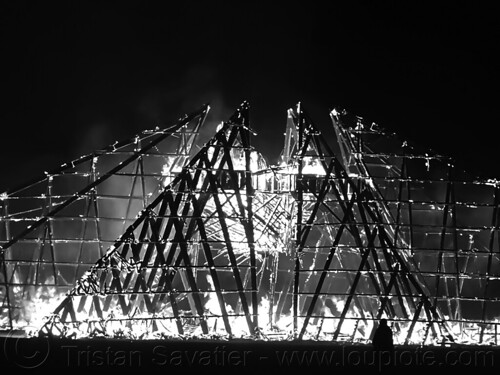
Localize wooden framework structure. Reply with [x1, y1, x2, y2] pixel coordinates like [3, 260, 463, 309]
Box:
[1, 103, 499, 344]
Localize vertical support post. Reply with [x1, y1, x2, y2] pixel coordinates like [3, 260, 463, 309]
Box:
[434, 163, 452, 317]
[235, 105, 259, 334]
[293, 105, 303, 337]
[0, 251, 13, 329]
[480, 184, 499, 343]
[448, 165, 460, 322]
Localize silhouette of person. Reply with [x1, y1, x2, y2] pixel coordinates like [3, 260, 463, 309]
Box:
[372, 319, 394, 351]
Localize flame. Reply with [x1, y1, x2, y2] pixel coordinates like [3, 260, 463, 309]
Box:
[6, 280, 500, 346]
[7, 285, 67, 333]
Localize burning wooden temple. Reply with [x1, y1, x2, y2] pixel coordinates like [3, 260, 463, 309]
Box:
[1, 102, 499, 345]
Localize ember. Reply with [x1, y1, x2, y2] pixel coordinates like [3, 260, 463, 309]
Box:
[1, 102, 499, 345]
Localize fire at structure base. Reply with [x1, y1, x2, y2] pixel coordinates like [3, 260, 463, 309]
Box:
[1, 102, 500, 345]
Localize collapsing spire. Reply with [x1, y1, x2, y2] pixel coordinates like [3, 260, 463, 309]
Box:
[2, 102, 500, 345]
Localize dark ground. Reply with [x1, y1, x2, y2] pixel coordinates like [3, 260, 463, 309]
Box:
[1, 335, 499, 374]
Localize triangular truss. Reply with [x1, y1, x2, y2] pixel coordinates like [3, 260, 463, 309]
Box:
[286, 104, 453, 343]
[40, 102, 289, 338]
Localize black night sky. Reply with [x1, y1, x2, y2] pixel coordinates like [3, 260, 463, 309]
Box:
[0, 1, 498, 192]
